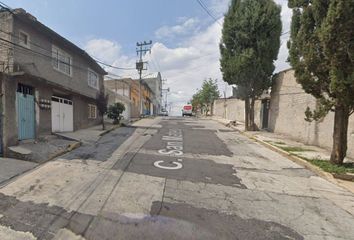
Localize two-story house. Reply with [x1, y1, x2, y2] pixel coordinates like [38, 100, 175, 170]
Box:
[0, 8, 106, 154]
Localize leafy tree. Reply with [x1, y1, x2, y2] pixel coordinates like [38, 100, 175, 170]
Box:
[191, 91, 203, 114]
[191, 78, 220, 115]
[288, 0, 354, 164]
[200, 78, 220, 115]
[107, 102, 126, 124]
[96, 91, 109, 130]
[220, 0, 282, 130]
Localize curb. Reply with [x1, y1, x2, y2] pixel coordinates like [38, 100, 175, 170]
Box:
[0, 141, 82, 188]
[213, 118, 354, 195]
[245, 133, 354, 194]
[47, 141, 82, 162]
[99, 125, 121, 137]
[52, 132, 81, 142]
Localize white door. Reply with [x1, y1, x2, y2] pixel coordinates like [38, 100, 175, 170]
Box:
[51, 96, 73, 132]
[51, 100, 61, 132]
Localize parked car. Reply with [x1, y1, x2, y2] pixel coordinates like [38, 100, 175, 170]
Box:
[160, 110, 169, 116]
[182, 105, 193, 116]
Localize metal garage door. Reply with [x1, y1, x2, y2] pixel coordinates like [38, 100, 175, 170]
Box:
[51, 96, 73, 132]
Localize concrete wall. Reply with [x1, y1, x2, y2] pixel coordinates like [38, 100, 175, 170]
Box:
[106, 88, 131, 121]
[269, 69, 354, 158]
[72, 94, 101, 130]
[0, 12, 13, 72]
[144, 72, 162, 114]
[1, 73, 18, 149]
[11, 18, 103, 99]
[0, 11, 104, 99]
[0, 73, 101, 153]
[213, 98, 262, 127]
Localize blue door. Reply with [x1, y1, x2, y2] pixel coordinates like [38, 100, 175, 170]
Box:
[16, 92, 35, 140]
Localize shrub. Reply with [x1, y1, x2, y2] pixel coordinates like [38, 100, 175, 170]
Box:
[107, 102, 125, 124]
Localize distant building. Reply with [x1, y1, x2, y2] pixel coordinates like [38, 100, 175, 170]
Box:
[104, 78, 132, 121]
[142, 72, 162, 115]
[105, 78, 155, 119]
[0, 8, 106, 154]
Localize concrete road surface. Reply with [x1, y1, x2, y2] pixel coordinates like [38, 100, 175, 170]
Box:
[0, 117, 353, 240]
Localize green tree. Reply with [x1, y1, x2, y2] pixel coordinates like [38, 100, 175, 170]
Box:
[96, 91, 109, 130]
[107, 102, 126, 124]
[220, 0, 282, 130]
[191, 79, 220, 115]
[288, 0, 354, 164]
[199, 78, 220, 115]
[191, 91, 203, 114]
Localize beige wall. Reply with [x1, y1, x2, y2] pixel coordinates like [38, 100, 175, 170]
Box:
[269, 69, 354, 158]
[213, 98, 262, 128]
[213, 70, 354, 158]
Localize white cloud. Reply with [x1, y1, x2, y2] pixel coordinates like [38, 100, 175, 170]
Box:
[208, 0, 231, 17]
[155, 17, 200, 39]
[85, 39, 121, 63]
[85, 0, 293, 116]
[84, 39, 137, 78]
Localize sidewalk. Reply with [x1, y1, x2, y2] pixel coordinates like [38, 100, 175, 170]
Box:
[0, 158, 37, 185]
[211, 116, 354, 193]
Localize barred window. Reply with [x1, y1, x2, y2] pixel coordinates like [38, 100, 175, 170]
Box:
[52, 45, 72, 76]
[88, 69, 99, 90]
[88, 104, 97, 119]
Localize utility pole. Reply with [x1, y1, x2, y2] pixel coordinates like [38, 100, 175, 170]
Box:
[136, 40, 152, 116]
[161, 79, 167, 112]
[162, 87, 170, 111]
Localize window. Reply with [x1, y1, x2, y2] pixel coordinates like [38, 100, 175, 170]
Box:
[19, 31, 30, 48]
[88, 104, 97, 119]
[17, 83, 33, 95]
[88, 69, 99, 90]
[52, 45, 72, 76]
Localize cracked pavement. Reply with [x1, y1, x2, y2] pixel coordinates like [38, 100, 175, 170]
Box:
[0, 117, 353, 239]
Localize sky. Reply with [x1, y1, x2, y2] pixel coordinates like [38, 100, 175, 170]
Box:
[3, 0, 292, 116]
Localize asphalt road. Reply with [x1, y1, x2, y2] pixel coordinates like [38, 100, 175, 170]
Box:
[0, 117, 353, 239]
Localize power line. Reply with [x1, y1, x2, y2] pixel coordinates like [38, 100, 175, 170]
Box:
[0, 2, 136, 71]
[195, 0, 222, 26]
[0, 37, 102, 74]
[281, 30, 290, 36]
[91, 56, 136, 70]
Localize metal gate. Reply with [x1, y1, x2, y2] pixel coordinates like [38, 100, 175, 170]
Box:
[51, 96, 73, 132]
[261, 99, 270, 129]
[16, 92, 35, 140]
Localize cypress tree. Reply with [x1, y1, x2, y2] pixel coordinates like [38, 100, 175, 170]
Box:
[220, 0, 282, 130]
[288, 0, 354, 164]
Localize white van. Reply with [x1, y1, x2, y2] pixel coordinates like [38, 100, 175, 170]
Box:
[182, 105, 193, 116]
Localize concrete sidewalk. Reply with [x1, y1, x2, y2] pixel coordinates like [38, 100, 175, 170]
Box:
[211, 116, 354, 193]
[54, 122, 119, 144]
[212, 116, 353, 161]
[0, 158, 37, 185]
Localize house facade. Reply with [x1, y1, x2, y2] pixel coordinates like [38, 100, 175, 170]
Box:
[105, 78, 155, 119]
[143, 72, 162, 115]
[0, 8, 106, 154]
[104, 78, 132, 121]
